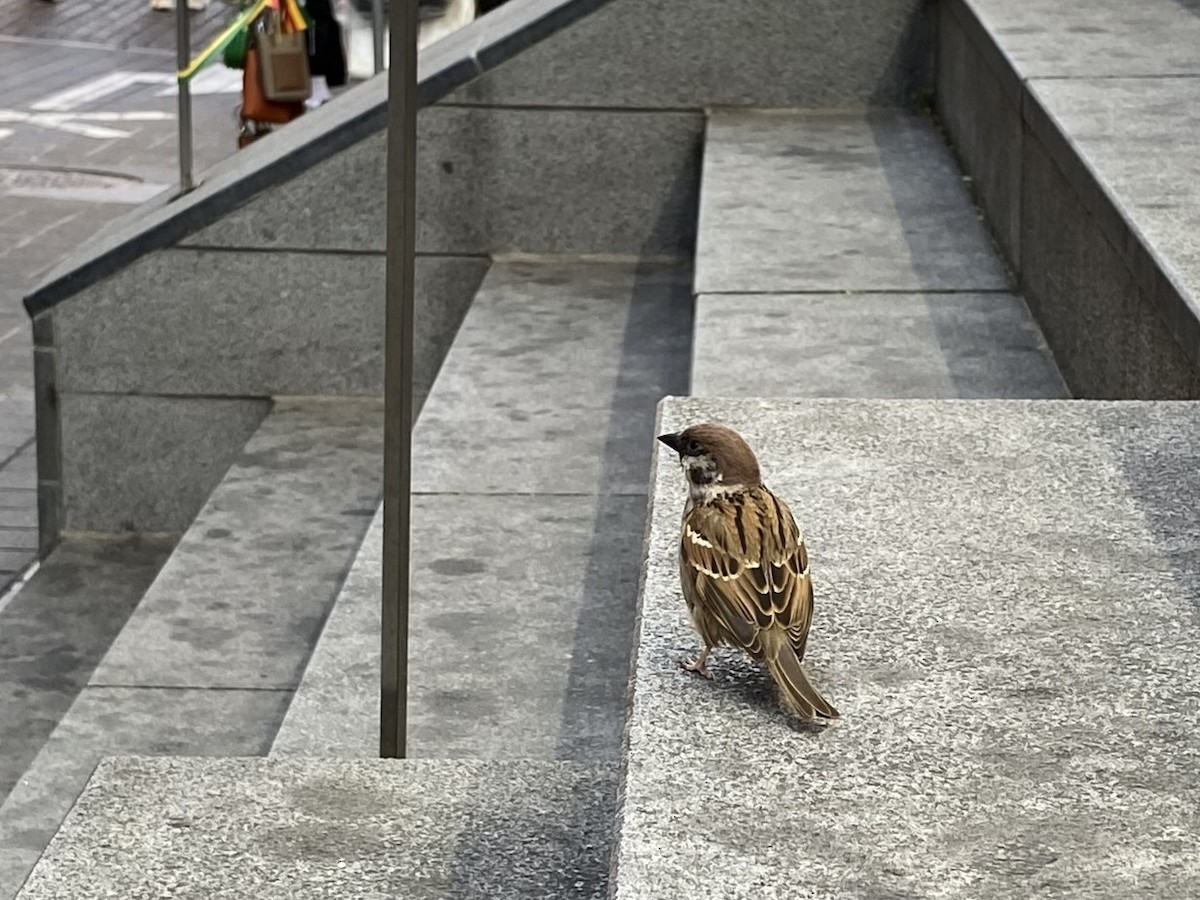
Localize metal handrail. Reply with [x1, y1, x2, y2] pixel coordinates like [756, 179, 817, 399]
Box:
[380, 0, 417, 759]
[173, 0, 269, 194]
[174, 3, 194, 193]
[372, 0, 387, 74]
[173, 0, 415, 757]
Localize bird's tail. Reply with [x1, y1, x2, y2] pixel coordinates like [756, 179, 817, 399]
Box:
[762, 631, 839, 722]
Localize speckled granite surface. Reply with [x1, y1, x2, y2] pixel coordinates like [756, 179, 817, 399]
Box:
[274, 261, 692, 760]
[692, 292, 1066, 399]
[614, 397, 1200, 899]
[0, 398, 383, 900]
[16, 757, 617, 900]
[695, 112, 1011, 295]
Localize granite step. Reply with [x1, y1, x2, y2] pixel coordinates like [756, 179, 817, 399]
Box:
[0, 398, 383, 900]
[273, 260, 693, 760]
[15, 757, 616, 900]
[691, 110, 1066, 398]
[940, 0, 1200, 398]
[614, 396, 1200, 898]
[0, 537, 174, 807]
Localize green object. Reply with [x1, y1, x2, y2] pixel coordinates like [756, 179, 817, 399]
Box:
[221, 1, 259, 70]
[178, 0, 271, 84]
[223, 25, 250, 69]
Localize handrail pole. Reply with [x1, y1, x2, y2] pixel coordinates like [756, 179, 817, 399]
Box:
[175, 0, 195, 193]
[372, 0, 387, 74]
[380, 0, 417, 760]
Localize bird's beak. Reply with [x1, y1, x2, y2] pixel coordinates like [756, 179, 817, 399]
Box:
[657, 432, 684, 454]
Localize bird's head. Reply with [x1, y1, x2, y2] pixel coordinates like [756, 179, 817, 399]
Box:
[657, 423, 762, 502]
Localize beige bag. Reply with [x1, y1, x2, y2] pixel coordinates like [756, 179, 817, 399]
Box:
[255, 9, 311, 102]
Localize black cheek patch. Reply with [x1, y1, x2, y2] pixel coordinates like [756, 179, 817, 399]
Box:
[688, 468, 715, 486]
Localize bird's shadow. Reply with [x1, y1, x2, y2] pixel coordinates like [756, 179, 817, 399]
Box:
[682, 649, 834, 735]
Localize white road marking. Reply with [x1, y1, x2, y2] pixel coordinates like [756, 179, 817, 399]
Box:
[0, 327, 21, 346]
[153, 65, 243, 96]
[0, 109, 173, 139]
[62, 111, 175, 122]
[0, 561, 41, 619]
[1, 67, 232, 141]
[0, 110, 127, 139]
[32, 71, 172, 111]
[6, 182, 169, 205]
[30, 67, 243, 114]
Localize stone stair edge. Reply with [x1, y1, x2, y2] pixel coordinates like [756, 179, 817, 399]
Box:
[609, 393, 1200, 898]
[947, 0, 1200, 377]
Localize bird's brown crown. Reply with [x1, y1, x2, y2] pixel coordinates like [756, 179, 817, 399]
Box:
[665, 423, 762, 486]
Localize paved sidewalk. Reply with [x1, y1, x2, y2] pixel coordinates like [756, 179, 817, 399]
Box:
[0, 0, 245, 590]
[0, 0, 228, 51]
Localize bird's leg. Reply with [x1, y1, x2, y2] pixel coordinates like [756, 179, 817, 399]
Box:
[682, 646, 713, 680]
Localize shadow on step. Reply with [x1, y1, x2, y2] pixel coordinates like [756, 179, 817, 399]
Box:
[558, 259, 693, 760]
[0, 537, 173, 807]
[443, 762, 618, 898]
[868, 112, 1068, 399]
[1107, 406, 1200, 615]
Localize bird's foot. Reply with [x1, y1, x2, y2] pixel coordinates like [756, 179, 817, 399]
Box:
[681, 650, 713, 680]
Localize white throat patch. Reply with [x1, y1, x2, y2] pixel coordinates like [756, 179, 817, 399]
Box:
[689, 480, 747, 504]
[680, 453, 746, 504]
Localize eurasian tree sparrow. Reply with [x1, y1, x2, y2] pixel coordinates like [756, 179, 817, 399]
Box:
[658, 423, 839, 723]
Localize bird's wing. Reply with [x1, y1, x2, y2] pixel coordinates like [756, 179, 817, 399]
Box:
[681, 488, 813, 658]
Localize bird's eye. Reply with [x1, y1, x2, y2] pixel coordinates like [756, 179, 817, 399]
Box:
[685, 439, 703, 456]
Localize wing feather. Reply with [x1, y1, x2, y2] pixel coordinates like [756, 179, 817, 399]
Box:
[679, 487, 815, 661]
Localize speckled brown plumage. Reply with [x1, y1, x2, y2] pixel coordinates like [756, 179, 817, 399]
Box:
[659, 423, 838, 722]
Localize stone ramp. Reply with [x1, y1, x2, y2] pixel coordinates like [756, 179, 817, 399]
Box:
[272, 260, 693, 760]
[0, 399, 382, 900]
[691, 111, 1065, 398]
[613, 397, 1200, 898]
[16, 757, 616, 900]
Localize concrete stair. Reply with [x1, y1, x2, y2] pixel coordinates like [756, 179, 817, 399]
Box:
[614, 397, 1200, 898]
[940, 0, 1200, 398]
[11, 0, 1200, 896]
[17, 757, 616, 899]
[604, 21, 1200, 891]
[5, 258, 691, 897]
[0, 539, 173, 804]
[603, 105, 1093, 898]
[0, 399, 382, 898]
[692, 110, 1065, 399]
[275, 259, 691, 760]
